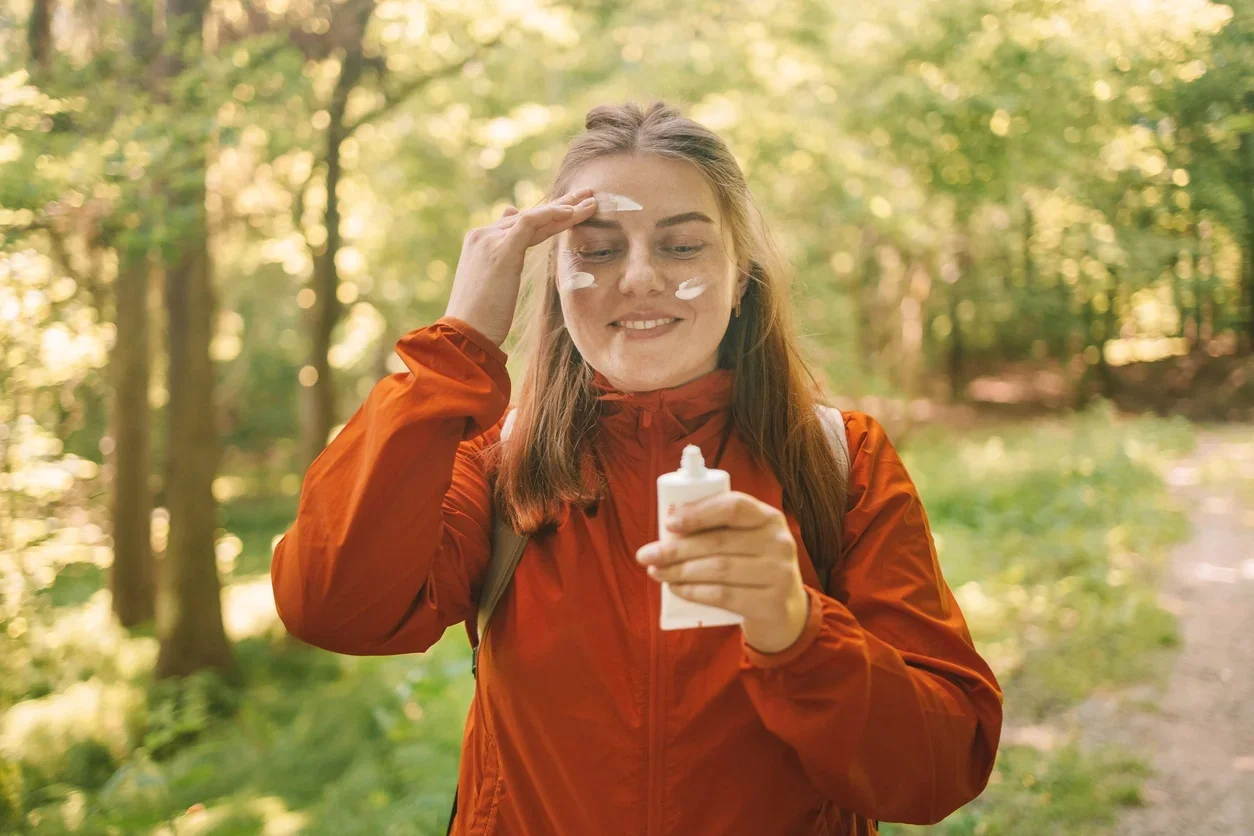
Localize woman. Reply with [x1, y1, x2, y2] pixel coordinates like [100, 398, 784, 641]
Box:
[271, 101, 1003, 835]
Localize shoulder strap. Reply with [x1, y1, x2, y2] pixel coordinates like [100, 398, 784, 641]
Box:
[472, 405, 849, 675]
[472, 409, 525, 676]
[816, 404, 849, 470]
[475, 512, 528, 649]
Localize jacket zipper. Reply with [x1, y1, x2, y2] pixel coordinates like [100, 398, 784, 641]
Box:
[645, 408, 664, 836]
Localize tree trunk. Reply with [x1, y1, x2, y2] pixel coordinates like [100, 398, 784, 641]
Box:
[947, 290, 965, 402]
[27, 0, 53, 74]
[154, 0, 233, 679]
[110, 244, 156, 627]
[1096, 277, 1117, 397]
[1236, 130, 1254, 350]
[852, 229, 878, 379]
[300, 3, 373, 470]
[1245, 221, 1254, 351]
[948, 243, 972, 402]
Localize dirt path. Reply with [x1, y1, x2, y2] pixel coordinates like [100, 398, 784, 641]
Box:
[1080, 427, 1254, 834]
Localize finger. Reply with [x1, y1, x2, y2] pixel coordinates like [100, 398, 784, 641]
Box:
[510, 196, 597, 246]
[496, 188, 592, 229]
[647, 555, 775, 587]
[667, 583, 772, 620]
[636, 527, 775, 567]
[666, 492, 783, 535]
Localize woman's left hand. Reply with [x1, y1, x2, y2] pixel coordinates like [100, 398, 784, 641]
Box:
[636, 491, 810, 654]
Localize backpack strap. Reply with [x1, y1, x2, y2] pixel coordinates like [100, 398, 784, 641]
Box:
[471, 405, 849, 678]
[816, 404, 850, 471]
[472, 510, 528, 677]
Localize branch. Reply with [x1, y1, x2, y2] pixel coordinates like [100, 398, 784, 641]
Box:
[344, 36, 503, 136]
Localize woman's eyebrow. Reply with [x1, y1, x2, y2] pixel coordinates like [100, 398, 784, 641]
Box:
[576, 210, 716, 230]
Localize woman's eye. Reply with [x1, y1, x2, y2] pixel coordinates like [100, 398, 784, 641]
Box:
[668, 245, 705, 257]
[568, 247, 618, 262]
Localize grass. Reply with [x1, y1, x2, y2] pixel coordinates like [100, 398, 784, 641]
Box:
[2, 400, 1198, 834]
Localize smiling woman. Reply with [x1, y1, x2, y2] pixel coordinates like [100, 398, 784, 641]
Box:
[271, 100, 1003, 836]
[554, 155, 742, 393]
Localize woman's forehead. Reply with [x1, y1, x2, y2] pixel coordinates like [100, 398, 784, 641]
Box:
[564, 155, 721, 220]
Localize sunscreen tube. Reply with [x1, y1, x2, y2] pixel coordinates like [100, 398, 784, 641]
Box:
[657, 444, 744, 631]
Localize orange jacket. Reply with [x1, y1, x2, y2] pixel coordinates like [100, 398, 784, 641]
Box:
[271, 317, 1003, 836]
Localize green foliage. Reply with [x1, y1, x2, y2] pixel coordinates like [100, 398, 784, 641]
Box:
[57, 740, 118, 791]
[906, 400, 1193, 716]
[0, 756, 24, 831]
[141, 670, 242, 760]
[885, 744, 1150, 836]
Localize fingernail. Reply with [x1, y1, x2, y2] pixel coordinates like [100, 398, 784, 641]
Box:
[578, 196, 596, 206]
[665, 516, 683, 531]
[637, 544, 659, 563]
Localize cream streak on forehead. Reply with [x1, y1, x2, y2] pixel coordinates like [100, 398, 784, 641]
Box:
[594, 192, 643, 211]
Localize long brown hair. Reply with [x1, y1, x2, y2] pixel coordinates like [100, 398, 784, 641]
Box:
[492, 101, 851, 595]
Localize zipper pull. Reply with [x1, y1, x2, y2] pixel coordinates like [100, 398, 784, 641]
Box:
[642, 410, 652, 429]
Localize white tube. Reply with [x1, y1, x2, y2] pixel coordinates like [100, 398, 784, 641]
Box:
[656, 445, 743, 630]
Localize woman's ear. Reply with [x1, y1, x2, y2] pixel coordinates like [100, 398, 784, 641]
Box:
[736, 260, 752, 301]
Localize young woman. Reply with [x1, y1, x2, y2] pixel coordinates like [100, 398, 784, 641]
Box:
[271, 101, 1003, 835]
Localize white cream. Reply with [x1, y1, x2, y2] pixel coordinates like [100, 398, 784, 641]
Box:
[561, 271, 596, 291]
[674, 279, 706, 300]
[595, 192, 643, 212]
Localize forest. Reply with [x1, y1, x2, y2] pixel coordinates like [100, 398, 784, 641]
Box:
[2, 0, 1253, 832]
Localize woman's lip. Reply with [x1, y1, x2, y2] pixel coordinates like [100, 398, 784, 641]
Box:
[609, 313, 681, 323]
[611, 319, 683, 339]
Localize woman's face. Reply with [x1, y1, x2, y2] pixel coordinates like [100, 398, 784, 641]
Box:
[555, 154, 745, 393]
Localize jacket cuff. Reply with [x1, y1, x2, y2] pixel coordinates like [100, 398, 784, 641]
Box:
[741, 585, 825, 670]
[438, 315, 509, 368]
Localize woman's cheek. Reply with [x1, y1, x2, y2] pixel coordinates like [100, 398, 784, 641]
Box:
[558, 278, 614, 336]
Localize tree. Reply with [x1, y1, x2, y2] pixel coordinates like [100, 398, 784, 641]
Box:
[153, 0, 234, 678]
[108, 0, 163, 629]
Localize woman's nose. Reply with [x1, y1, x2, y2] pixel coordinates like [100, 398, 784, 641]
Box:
[617, 248, 666, 296]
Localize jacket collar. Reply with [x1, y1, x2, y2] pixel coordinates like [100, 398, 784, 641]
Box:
[592, 367, 734, 444]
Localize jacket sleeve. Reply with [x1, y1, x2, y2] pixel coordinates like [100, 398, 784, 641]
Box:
[270, 316, 510, 656]
[738, 411, 1003, 825]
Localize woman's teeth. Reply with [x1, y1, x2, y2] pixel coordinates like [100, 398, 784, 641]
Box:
[616, 318, 678, 331]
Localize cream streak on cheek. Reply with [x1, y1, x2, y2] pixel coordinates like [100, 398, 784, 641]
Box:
[561, 271, 596, 291]
[675, 279, 706, 300]
[595, 192, 643, 212]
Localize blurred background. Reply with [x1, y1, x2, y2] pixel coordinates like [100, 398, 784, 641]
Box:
[2, 0, 1253, 832]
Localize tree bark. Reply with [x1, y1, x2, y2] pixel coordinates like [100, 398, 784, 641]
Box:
[947, 290, 965, 402]
[1245, 221, 1254, 350]
[1239, 131, 1254, 350]
[852, 228, 878, 379]
[301, 2, 373, 470]
[948, 243, 972, 402]
[110, 244, 156, 627]
[154, 0, 233, 679]
[1097, 276, 1117, 397]
[27, 0, 53, 74]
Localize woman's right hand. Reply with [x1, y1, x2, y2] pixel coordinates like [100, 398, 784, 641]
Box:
[444, 187, 598, 346]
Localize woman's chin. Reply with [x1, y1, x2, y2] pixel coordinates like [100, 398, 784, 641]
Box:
[596, 361, 698, 393]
